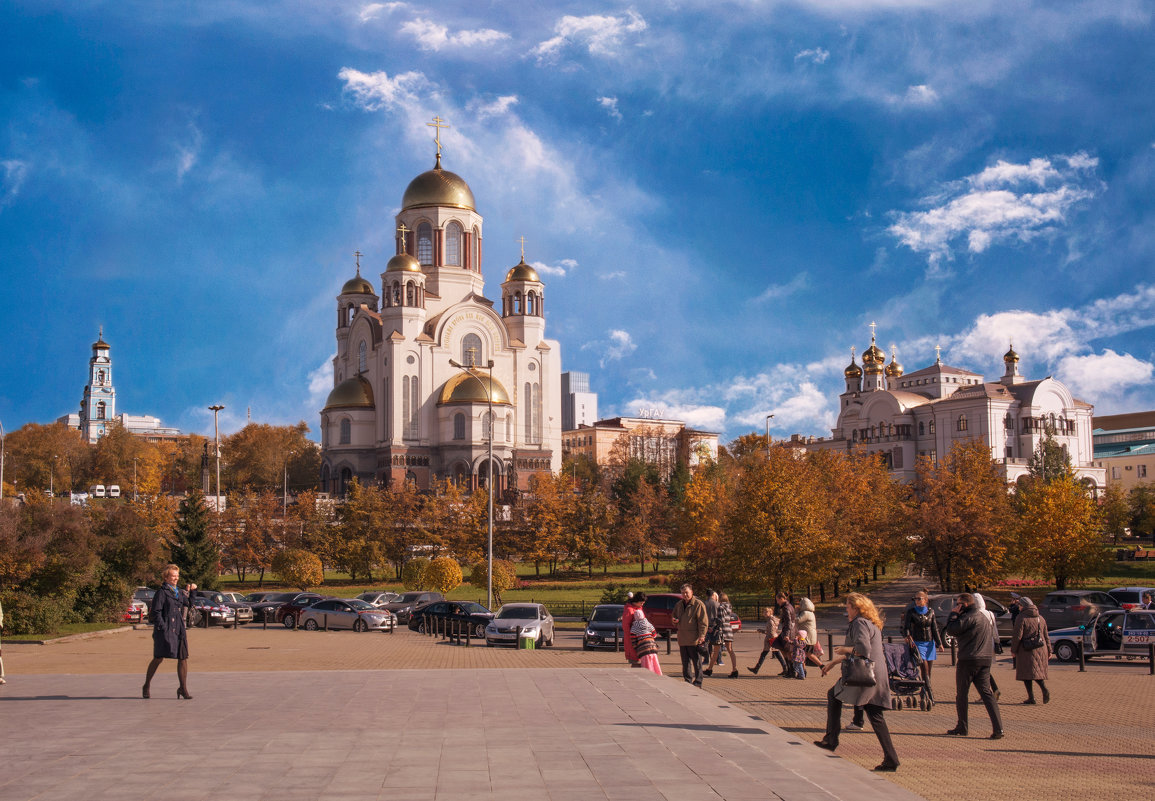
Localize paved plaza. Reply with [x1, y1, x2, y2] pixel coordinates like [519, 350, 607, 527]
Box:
[4, 615, 1155, 801]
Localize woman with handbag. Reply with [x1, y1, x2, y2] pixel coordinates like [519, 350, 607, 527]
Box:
[1009, 596, 1051, 704]
[814, 592, 899, 772]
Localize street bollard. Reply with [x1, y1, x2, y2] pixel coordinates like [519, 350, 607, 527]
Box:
[1078, 640, 1086, 672]
[1149, 644, 1154, 675]
[515, 625, 522, 648]
[323, 614, 328, 632]
[827, 632, 834, 656]
[614, 628, 620, 652]
[263, 614, 267, 631]
[666, 632, 672, 655]
[950, 639, 956, 666]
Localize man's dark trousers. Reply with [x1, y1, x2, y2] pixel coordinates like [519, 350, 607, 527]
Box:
[680, 645, 702, 685]
[954, 661, 1003, 734]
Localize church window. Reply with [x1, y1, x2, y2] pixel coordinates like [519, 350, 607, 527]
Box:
[340, 418, 351, 445]
[533, 382, 542, 444]
[918, 421, 925, 436]
[321, 464, 331, 493]
[462, 334, 482, 367]
[392, 282, 401, 306]
[417, 223, 433, 265]
[454, 412, 466, 440]
[471, 226, 480, 271]
[513, 292, 522, 314]
[96, 401, 106, 420]
[358, 341, 367, 373]
[406, 281, 415, 306]
[524, 383, 533, 443]
[1004, 413, 1014, 431]
[97, 369, 106, 384]
[957, 414, 968, 432]
[410, 375, 419, 439]
[445, 222, 462, 265]
[929, 419, 936, 434]
[526, 291, 536, 316]
[505, 415, 511, 441]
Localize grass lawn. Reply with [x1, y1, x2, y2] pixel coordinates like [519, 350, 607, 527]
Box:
[6, 622, 130, 642]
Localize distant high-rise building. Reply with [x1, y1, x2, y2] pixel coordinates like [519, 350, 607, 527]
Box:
[561, 371, 598, 432]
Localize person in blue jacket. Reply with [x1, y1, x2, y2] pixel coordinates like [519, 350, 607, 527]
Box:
[142, 564, 197, 699]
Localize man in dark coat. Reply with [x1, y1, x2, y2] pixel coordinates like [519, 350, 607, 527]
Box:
[773, 592, 798, 677]
[944, 592, 1003, 738]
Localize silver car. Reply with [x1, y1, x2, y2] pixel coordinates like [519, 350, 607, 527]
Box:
[356, 591, 401, 607]
[485, 603, 554, 647]
[299, 598, 397, 632]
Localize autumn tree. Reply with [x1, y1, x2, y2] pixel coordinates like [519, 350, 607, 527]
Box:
[676, 461, 732, 590]
[223, 490, 283, 582]
[566, 483, 616, 575]
[424, 556, 463, 594]
[334, 481, 389, 580]
[3, 422, 89, 495]
[905, 441, 1013, 592]
[272, 549, 324, 590]
[1013, 474, 1106, 589]
[1130, 484, 1155, 540]
[469, 559, 518, 606]
[1098, 484, 1132, 544]
[520, 473, 575, 575]
[402, 557, 430, 590]
[221, 422, 321, 494]
[1026, 429, 1073, 484]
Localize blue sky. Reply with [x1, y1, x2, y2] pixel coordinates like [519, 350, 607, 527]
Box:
[2, 0, 1153, 443]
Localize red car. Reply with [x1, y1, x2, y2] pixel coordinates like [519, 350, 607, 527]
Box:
[642, 593, 682, 638]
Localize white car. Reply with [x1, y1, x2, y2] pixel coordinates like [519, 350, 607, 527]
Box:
[485, 603, 554, 647]
[1049, 609, 1155, 662]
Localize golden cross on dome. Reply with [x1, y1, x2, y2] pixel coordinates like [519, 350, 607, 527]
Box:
[869, 321, 877, 341]
[850, 345, 857, 361]
[935, 344, 942, 363]
[427, 116, 450, 158]
[517, 236, 527, 261]
[98, 325, 103, 338]
[890, 344, 897, 357]
[354, 250, 362, 273]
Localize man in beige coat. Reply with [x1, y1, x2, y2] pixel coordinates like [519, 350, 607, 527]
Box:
[672, 584, 708, 686]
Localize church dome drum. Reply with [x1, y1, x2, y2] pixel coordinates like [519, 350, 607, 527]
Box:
[324, 376, 375, 410]
[505, 259, 540, 283]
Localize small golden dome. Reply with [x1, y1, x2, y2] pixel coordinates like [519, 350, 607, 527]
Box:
[386, 253, 422, 273]
[1004, 343, 1019, 363]
[885, 359, 904, 377]
[505, 259, 540, 283]
[438, 371, 511, 406]
[341, 273, 376, 295]
[323, 376, 375, 410]
[844, 350, 862, 378]
[401, 155, 476, 211]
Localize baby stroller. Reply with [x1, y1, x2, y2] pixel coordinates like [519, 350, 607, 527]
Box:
[883, 640, 933, 711]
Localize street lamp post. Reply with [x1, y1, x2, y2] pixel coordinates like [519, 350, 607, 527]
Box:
[449, 357, 495, 609]
[133, 457, 138, 501]
[50, 454, 58, 496]
[283, 450, 295, 512]
[208, 405, 224, 519]
[765, 414, 775, 457]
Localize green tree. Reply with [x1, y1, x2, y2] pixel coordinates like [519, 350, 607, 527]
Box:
[1026, 429, 1073, 484]
[1013, 475, 1106, 589]
[1099, 484, 1132, 544]
[402, 557, 430, 590]
[170, 490, 221, 590]
[271, 549, 324, 590]
[469, 559, 518, 606]
[423, 556, 463, 594]
[1130, 484, 1155, 541]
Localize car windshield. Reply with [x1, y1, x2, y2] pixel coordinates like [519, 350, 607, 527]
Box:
[397, 593, 426, 603]
[1113, 591, 1141, 603]
[348, 599, 375, 611]
[133, 589, 154, 600]
[202, 593, 226, 603]
[591, 608, 622, 622]
[266, 593, 297, 602]
[497, 606, 540, 620]
[459, 602, 489, 614]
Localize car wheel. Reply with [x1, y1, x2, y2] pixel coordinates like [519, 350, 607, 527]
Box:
[1053, 640, 1079, 662]
[474, 623, 486, 639]
[353, 619, 367, 633]
[417, 620, 426, 634]
[282, 614, 296, 629]
[303, 619, 319, 631]
[546, 631, 554, 647]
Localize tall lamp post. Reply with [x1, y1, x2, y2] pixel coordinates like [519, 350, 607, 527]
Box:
[283, 450, 295, 512]
[449, 357, 495, 609]
[133, 457, 138, 501]
[208, 405, 224, 520]
[765, 414, 775, 457]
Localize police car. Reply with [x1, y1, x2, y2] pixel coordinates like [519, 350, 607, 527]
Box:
[1048, 609, 1155, 662]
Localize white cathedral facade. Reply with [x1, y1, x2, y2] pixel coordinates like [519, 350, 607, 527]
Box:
[319, 139, 562, 496]
[803, 328, 1106, 490]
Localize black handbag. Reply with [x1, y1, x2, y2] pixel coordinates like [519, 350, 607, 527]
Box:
[1020, 632, 1045, 650]
[841, 654, 876, 687]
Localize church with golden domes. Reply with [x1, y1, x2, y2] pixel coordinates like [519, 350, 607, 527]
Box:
[319, 127, 561, 495]
[801, 326, 1106, 490]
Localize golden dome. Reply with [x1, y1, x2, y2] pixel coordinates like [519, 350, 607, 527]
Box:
[386, 253, 422, 273]
[505, 259, 540, 283]
[1004, 343, 1019, 363]
[341, 272, 376, 295]
[401, 155, 476, 211]
[438, 371, 511, 406]
[323, 376, 374, 410]
[862, 341, 885, 366]
[885, 359, 904, 377]
[844, 348, 862, 378]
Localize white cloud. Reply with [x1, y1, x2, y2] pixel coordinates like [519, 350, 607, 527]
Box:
[534, 11, 647, 61]
[598, 96, 622, 121]
[1, 159, 28, 209]
[887, 153, 1101, 269]
[1058, 350, 1154, 398]
[583, 329, 637, 367]
[338, 67, 431, 112]
[358, 3, 404, 23]
[795, 47, 830, 64]
[750, 271, 809, 304]
[400, 19, 509, 51]
[307, 355, 335, 413]
[898, 84, 939, 106]
[532, 258, 577, 277]
[600, 270, 626, 280]
[469, 95, 518, 119]
[175, 123, 203, 183]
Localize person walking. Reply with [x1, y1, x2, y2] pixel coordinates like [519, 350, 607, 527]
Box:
[706, 592, 740, 678]
[902, 589, 944, 701]
[622, 593, 640, 667]
[813, 592, 900, 772]
[797, 597, 824, 667]
[628, 593, 663, 676]
[672, 584, 708, 686]
[142, 564, 197, 699]
[0, 596, 6, 686]
[1010, 597, 1051, 704]
[773, 591, 798, 677]
[944, 592, 1004, 739]
[747, 607, 786, 675]
[973, 593, 1001, 700]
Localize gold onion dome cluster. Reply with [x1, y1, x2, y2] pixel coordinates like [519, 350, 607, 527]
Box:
[386, 252, 422, 273]
[401, 154, 476, 211]
[438, 372, 511, 405]
[324, 375, 374, 410]
[505, 258, 540, 282]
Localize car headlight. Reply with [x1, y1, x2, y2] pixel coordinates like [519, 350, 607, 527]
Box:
[585, 629, 596, 636]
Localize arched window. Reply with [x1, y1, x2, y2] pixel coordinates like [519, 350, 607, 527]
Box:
[526, 292, 536, 316]
[524, 382, 533, 443]
[402, 376, 411, 439]
[471, 226, 480, 271]
[957, 414, 968, 432]
[1004, 413, 1014, 431]
[410, 374, 419, 439]
[918, 421, 925, 436]
[929, 419, 936, 434]
[513, 291, 522, 314]
[417, 222, 433, 265]
[97, 369, 106, 384]
[340, 418, 351, 444]
[392, 282, 401, 306]
[462, 333, 482, 367]
[96, 401, 106, 420]
[532, 382, 542, 443]
[406, 281, 415, 306]
[321, 464, 331, 493]
[454, 412, 466, 440]
[445, 222, 462, 265]
[358, 341, 367, 373]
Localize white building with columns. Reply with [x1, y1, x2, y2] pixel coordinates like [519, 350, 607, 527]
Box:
[319, 137, 562, 495]
[801, 328, 1106, 490]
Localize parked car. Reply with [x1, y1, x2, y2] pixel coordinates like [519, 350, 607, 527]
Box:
[276, 593, 329, 628]
[378, 591, 446, 624]
[408, 601, 493, 638]
[1039, 590, 1121, 629]
[132, 586, 156, 611]
[203, 591, 254, 625]
[1049, 609, 1155, 662]
[189, 595, 237, 627]
[485, 603, 554, 647]
[299, 599, 397, 632]
[583, 604, 624, 650]
[122, 598, 149, 623]
[248, 592, 299, 623]
[641, 593, 682, 638]
[356, 591, 401, 607]
[241, 591, 281, 604]
[1107, 587, 1155, 611]
[928, 593, 1015, 644]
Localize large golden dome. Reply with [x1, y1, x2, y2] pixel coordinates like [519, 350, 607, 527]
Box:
[386, 253, 422, 273]
[438, 371, 511, 405]
[401, 154, 476, 211]
[323, 376, 374, 410]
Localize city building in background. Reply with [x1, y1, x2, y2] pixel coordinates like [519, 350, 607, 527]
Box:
[1092, 410, 1155, 490]
[799, 327, 1105, 489]
[562, 415, 719, 480]
[561, 371, 598, 432]
[319, 131, 562, 495]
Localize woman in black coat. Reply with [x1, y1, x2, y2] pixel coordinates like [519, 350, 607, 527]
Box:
[143, 564, 197, 699]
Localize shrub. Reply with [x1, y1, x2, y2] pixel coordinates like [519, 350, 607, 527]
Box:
[469, 559, 518, 605]
[423, 557, 463, 595]
[648, 574, 671, 587]
[599, 583, 631, 604]
[402, 557, 430, 590]
[271, 549, 324, 590]
[0, 590, 70, 635]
